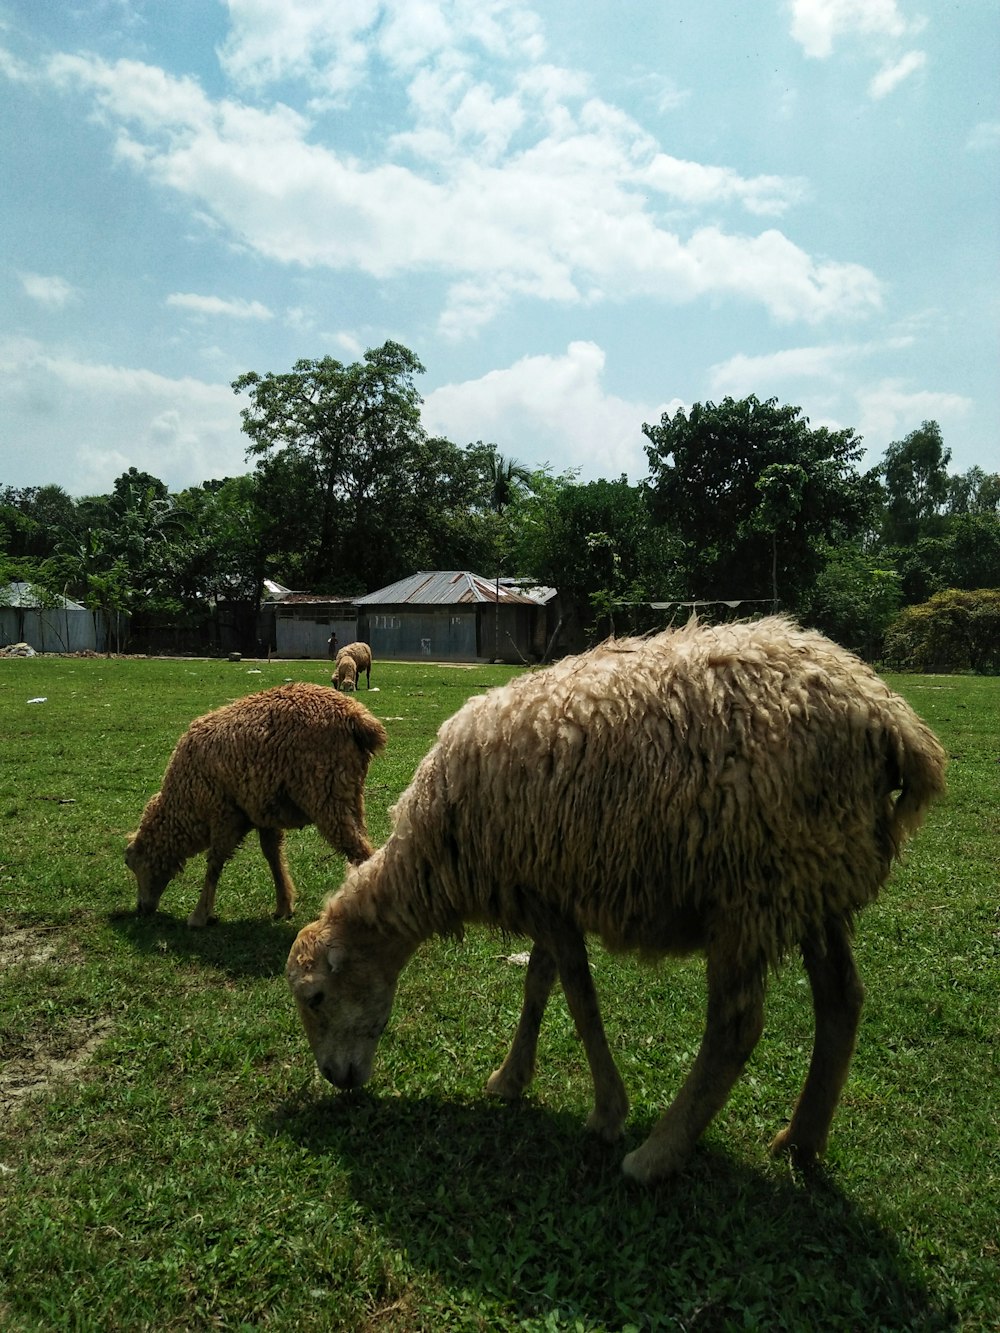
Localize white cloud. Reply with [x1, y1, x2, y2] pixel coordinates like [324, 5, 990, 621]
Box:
[219, 0, 545, 100]
[35, 45, 876, 336]
[789, 0, 920, 59]
[166, 292, 274, 319]
[424, 340, 680, 481]
[635, 73, 691, 116]
[966, 121, 1000, 153]
[856, 380, 971, 446]
[708, 336, 914, 398]
[708, 344, 857, 397]
[868, 49, 926, 99]
[706, 342, 974, 464]
[682, 228, 881, 323]
[0, 44, 34, 83]
[0, 336, 245, 495]
[20, 272, 81, 308]
[218, 0, 380, 100]
[641, 154, 808, 218]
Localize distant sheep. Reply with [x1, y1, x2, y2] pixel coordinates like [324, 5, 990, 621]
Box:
[287, 618, 946, 1183]
[334, 655, 357, 692]
[128, 682, 387, 927]
[334, 642, 372, 691]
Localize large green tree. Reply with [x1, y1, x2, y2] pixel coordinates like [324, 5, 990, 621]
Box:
[174, 475, 271, 604]
[643, 395, 878, 609]
[945, 465, 1000, 517]
[45, 469, 198, 647]
[520, 476, 681, 643]
[880, 420, 951, 547]
[233, 342, 438, 589]
[0, 484, 81, 564]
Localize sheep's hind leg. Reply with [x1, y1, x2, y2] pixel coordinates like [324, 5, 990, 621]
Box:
[549, 927, 629, 1142]
[622, 947, 765, 1184]
[258, 827, 296, 920]
[771, 914, 864, 1166]
[486, 943, 557, 1101]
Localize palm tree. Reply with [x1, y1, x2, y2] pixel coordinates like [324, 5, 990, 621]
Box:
[486, 448, 532, 514]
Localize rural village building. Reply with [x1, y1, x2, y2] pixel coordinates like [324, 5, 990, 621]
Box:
[355, 571, 548, 664]
[265, 582, 358, 660]
[0, 581, 104, 654]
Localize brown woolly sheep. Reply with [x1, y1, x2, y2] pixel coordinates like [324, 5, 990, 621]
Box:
[334, 642, 372, 691]
[128, 682, 387, 927]
[286, 618, 946, 1184]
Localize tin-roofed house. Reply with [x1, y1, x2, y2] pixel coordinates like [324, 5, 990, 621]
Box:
[268, 586, 359, 660]
[355, 571, 542, 664]
[1, 582, 104, 653]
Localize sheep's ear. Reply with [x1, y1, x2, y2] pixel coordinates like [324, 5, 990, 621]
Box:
[326, 942, 346, 975]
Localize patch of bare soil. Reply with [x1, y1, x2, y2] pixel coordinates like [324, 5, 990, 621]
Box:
[0, 926, 112, 1118]
[0, 1018, 113, 1117]
[0, 927, 59, 970]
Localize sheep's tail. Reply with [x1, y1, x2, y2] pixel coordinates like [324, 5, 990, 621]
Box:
[887, 709, 947, 852]
[350, 709, 388, 757]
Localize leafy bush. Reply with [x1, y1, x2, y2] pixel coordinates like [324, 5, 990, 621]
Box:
[882, 587, 1000, 673]
[799, 542, 902, 659]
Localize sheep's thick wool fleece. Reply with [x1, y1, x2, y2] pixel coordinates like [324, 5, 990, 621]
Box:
[342, 618, 945, 969]
[141, 682, 386, 854]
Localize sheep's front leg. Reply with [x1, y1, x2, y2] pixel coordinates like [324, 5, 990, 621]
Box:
[771, 914, 864, 1166]
[313, 801, 374, 866]
[549, 927, 629, 1142]
[187, 818, 245, 927]
[258, 827, 296, 920]
[486, 943, 557, 1100]
[188, 849, 227, 927]
[623, 948, 765, 1184]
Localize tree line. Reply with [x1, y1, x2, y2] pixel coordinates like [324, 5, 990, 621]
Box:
[2, 340, 998, 662]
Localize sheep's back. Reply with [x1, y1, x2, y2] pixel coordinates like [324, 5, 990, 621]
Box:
[385, 618, 945, 965]
[158, 683, 385, 824]
[337, 642, 372, 672]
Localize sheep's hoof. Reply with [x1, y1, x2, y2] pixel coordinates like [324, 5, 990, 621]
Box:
[485, 1068, 527, 1101]
[621, 1139, 686, 1184]
[585, 1103, 628, 1143]
[186, 912, 218, 928]
[770, 1127, 821, 1166]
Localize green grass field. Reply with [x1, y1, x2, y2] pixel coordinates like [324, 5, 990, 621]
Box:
[1, 653, 997, 1331]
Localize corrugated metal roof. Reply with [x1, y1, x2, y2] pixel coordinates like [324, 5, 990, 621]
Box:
[279, 592, 356, 606]
[4, 581, 86, 611]
[355, 571, 538, 606]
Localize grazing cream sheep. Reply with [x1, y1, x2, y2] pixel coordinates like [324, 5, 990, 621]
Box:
[287, 618, 946, 1184]
[128, 682, 387, 927]
[334, 654, 357, 692]
[334, 642, 372, 691]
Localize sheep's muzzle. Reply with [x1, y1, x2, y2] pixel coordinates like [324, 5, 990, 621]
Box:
[322, 1059, 367, 1090]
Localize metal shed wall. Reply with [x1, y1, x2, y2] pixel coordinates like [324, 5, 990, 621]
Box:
[365, 607, 478, 661]
[274, 609, 358, 659]
[364, 604, 533, 662]
[0, 606, 102, 653]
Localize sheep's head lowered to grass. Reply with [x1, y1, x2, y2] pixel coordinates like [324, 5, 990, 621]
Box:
[127, 797, 180, 915]
[286, 866, 412, 1089]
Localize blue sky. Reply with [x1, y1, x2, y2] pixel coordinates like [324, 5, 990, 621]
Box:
[1, 0, 997, 499]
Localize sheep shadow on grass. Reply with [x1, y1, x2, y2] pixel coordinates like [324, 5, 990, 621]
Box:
[268, 1089, 957, 1331]
[108, 909, 297, 980]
